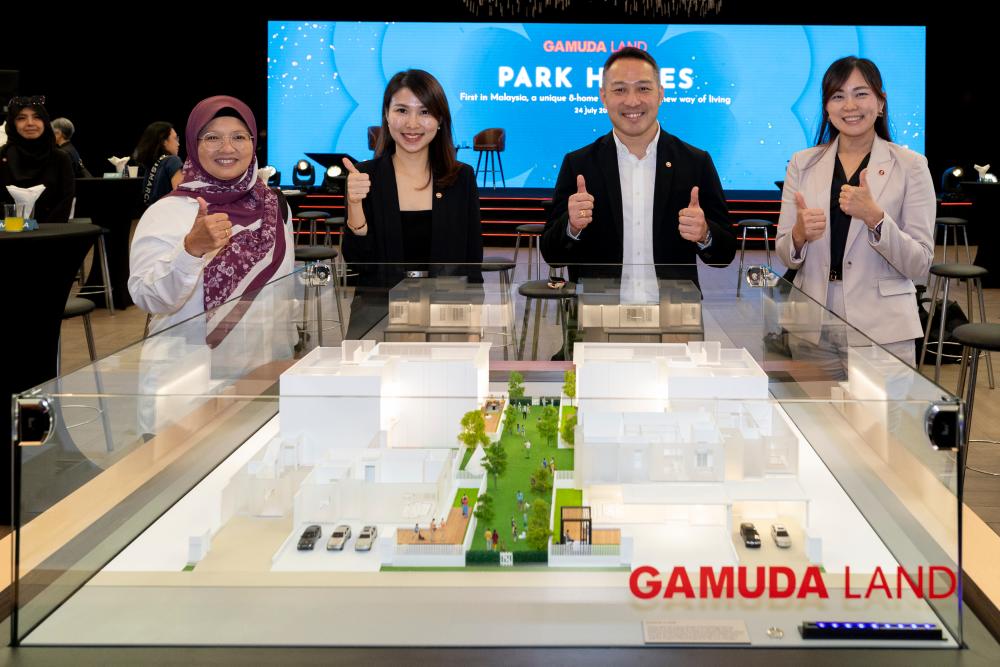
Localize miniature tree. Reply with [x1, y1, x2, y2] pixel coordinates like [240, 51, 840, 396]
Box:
[474, 492, 494, 525]
[561, 413, 577, 446]
[508, 370, 525, 399]
[504, 402, 520, 434]
[562, 370, 576, 406]
[531, 465, 553, 496]
[537, 405, 559, 446]
[458, 409, 489, 451]
[526, 499, 552, 550]
[481, 441, 509, 489]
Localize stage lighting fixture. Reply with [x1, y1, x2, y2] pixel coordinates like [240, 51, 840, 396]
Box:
[940, 166, 964, 201]
[293, 160, 315, 188]
[262, 165, 281, 187]
[322, 164, 346, 194]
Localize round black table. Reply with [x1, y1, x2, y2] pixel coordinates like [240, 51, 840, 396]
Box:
[73, 176, 144, 309]
[1, 222, 101, 524]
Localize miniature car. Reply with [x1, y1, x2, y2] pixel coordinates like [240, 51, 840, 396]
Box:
[326, 524, 352, 551]
[354, 525, 378, 552]
[740, 522, 761, 548]
[771, 524, 792, 548]
[297, 525, 322, 551]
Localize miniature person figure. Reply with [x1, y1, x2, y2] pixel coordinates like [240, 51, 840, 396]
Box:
[416, 522, 425, 541]
[516, 489, 524, 512]
[550, 459, 557, 475]
[542, 457, 548, 470]
[485, 528, 493, 551]
[430, 518, 437, 542]
[525, 440, 531, 459]
[511, 516, 518, 542]
[564, 529, 573, 545]
[491, 529, 499, 551]
[461, 493, 469, 518]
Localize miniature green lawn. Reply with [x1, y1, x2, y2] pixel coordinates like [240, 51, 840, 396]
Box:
[552, 488, 583, 533]
[469, 404, 575, 552]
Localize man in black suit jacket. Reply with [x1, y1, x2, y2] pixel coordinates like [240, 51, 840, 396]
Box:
[541, 47, 736, 289]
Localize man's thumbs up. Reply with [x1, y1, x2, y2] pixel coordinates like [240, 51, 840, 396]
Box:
[568, 174, 595, 234]
[679, 186, 708, 244]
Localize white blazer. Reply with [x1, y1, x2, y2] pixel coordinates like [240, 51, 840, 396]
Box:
[775, 135, 936, 344]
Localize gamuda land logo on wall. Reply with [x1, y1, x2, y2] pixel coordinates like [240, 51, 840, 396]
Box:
[629, 566, 958, 600]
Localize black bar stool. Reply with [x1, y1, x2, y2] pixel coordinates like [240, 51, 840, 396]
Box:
[62, 296, 97, 363]
[294, 246, 345, 344]
[934, 217, 971, 264]
[513, 223, 545, 281]
[517, 276, 576, 360]
[70, 218, 114, 315]
[921, 263, 994, 386]
[296, 210, 333, 246]
[482, 257, 516, 359]
[735, 218, 772, 297]
[954, 323, 1000, 476]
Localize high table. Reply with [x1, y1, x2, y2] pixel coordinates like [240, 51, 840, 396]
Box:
[73, 177, 144, 309]
[1, 222, 101, 524]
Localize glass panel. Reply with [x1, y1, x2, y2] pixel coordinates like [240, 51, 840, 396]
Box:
[11, 263, 962, 649]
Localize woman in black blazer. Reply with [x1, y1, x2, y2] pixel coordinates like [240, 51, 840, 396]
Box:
[343, 69, 483, 286]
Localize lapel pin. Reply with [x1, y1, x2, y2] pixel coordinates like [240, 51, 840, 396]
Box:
[878, 169, 885, 176]
[435, 192, 443, 199]
[665, 161, 672, 168]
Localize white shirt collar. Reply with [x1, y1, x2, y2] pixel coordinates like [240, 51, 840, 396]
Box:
[612, 125, 660, 160]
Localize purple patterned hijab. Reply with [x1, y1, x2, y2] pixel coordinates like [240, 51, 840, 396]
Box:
[170, 96, 286, 347]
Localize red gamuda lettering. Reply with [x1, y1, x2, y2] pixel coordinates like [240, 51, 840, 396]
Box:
[629, 565, 829, 600]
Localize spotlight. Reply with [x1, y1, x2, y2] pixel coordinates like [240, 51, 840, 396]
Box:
[940, 166, 964, 201]
[322, 164, 346, 194]
[293, 160, 315, 189]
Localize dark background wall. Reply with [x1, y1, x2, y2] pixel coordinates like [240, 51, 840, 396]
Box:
[2, 3, 987, 192]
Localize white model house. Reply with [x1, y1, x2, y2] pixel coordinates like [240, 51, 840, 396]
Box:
[570, 342, 812, 564]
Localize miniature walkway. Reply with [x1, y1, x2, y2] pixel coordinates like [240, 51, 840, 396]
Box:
[397, 507, 470, 545]
[481, 398, 505, 434]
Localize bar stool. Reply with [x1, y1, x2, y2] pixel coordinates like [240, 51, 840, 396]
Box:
[735, 218, 772, 297]
[513, 223, 545, 281]
[517, 276, 576, 360]
[367, 126, 382, 152]
[920, 263, 994, 386]
[295, 246, 346, 344]
[296, 210, 333, 246]
[954, 323, 1000, 477]
[62, 296, 97, 363]
[482, 257, 516, 359]
[473, 128, 506, 187]
[935, 217, 972, 264]
[70, 218, 115, 315]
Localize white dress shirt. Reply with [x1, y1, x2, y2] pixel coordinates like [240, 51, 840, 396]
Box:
[615, 128, 660, 304]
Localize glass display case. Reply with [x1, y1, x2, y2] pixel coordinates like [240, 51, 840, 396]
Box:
[7, 261, 991, 659]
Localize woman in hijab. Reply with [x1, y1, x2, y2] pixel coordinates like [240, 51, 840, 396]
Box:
[0, 95, 75, 223]
[129, 95, 294, 339]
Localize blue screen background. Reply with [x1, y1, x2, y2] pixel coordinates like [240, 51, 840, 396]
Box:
[267, 22, 925, 191]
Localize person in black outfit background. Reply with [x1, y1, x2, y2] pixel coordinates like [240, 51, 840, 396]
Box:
[52, 117, 92, 178]
[541, 48, 735, 290]
[0, 96, 75, 223]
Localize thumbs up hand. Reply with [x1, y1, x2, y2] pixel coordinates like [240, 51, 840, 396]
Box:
[791, 191, 827, 247]
[567, 174, 595, 234]
[838, 168, 883, 228]
[678, 186, 709, 243]
[183, 196, 233, 257]
[343, 157, 371, 205]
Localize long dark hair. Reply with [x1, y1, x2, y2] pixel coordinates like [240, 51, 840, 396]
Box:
[815, 56, 890, 146]
[376, 69, 460, 188]
[135, 121, 176, 168]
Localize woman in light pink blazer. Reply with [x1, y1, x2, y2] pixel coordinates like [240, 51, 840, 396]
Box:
[776, 56, 935, 369]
